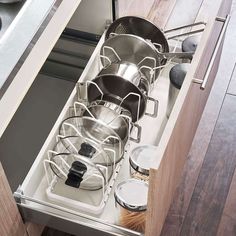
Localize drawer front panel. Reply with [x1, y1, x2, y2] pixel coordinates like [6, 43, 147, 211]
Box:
[20, 207, 120, 236]
[18, 203, 139, 236]
[145, 8, 230, 236]
[0, 163, 26, 236]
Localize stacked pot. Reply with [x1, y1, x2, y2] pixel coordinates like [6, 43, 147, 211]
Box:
[44, 17, 198, 220]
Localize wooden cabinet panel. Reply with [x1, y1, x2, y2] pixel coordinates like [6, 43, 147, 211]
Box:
[0, 162, 26, 236]
[145, 81, 203, 236]
[118, 0, 158, 18]
[25, 222, 44, 236]
[145, 3, 230, 235]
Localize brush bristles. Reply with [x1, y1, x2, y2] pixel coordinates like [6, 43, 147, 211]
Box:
[120, 207, 146, 233]
[131, 172, 149, 181]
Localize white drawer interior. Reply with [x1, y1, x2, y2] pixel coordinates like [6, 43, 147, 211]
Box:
[12, 1, 221, 234]
[17, 29, 181, 234]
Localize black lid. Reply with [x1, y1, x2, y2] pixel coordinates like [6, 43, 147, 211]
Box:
[78, 142, 96, 158]
[182, 35, 201, 53]
[169, 63, 190, 89]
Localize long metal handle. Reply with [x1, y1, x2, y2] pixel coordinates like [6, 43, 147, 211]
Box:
[164, 21, 206, 33]
[193, 15, 230, 90]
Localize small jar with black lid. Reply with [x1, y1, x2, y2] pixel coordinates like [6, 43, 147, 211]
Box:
[129, 145, 158, 181]
[114, 179, 148, 233]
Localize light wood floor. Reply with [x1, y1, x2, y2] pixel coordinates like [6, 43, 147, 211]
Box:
[43, 0, 236, 235]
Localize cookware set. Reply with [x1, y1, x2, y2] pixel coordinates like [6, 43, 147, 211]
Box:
[43, 15, 202, 223]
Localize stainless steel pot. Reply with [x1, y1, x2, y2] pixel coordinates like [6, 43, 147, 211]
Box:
[100, 34, 162, 83]
[83, 102, 142, 143]
[87, 75, 158, 122]
[105, 16, 196, 61]
[100, 34, 193, 84]
[98, 61, 150, 95]
[89, 100, 131, 118]
[105, 16, 169, 53]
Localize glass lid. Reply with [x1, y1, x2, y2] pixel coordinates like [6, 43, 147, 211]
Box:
[114, 179, 148, 211]
[53, 135, 114, 182]
[129, 145, 158, 176]
[58, 116, 124, 164]
[49, 153, 107, 191]
[53, 135, 113, 166]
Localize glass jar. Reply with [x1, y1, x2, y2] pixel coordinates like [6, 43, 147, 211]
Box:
[129, 145, 158, 180]
[114, 179, 148, 233]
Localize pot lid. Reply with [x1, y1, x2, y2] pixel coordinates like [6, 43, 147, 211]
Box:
[129, 145, 158, 176]
[169, 63, 190, 89]
[182, 35, 201, 53]
[58, 116, 124, 164]
[114, 179, 148, 211]
[53, 136, 113, 167]
[50, 153, 106, 191]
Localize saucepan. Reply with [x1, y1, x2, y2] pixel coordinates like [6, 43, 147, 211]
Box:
[100, 34, 193, 83]
[73, 101, 142, 143]
[86, 75, 158, 122]
[98, 61, 150, 95]
[105, 16, 205, 53]
[105, 16, 169, 53]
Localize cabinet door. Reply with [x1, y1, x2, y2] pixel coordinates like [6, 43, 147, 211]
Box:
[145, 5, 231, 236]
[0, 162, 27, 236]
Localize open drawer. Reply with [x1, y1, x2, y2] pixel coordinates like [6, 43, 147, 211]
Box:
[0, 0, 232, 235]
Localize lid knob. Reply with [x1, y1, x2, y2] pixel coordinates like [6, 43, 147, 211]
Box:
[65, 161, 87, 188]
[78, 142, 96, 158]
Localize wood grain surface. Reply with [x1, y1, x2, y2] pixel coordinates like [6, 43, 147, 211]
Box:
[161, 40, 234, 236]
[217, 164, 236, 236]
[228, 63, 236, 95]
[0, 162, 26, 236]
[148, 0, 177, 29]
[162, 0, 236, 234]
[118, 0, 157, 18]
[180, 94, 236, 236]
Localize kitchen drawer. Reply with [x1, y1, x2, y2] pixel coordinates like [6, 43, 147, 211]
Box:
[0, 0, 232, 236]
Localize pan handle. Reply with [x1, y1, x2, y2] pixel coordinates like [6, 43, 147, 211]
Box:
[129, 123, 142, 143]
[164, 21, 206, 40]
[156, 50, 194, 60]
[145, 97, 159, 118]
